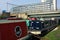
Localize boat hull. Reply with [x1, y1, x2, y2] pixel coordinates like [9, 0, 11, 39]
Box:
[0, 21, 28, 40]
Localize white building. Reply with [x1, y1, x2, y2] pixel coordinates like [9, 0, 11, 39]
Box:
[41, 0, 47, 2]
[12, 4, 45, 13]
[53, 0, 57, 11]
[11, 0, 57, 14]
[41, 0, 57, 11]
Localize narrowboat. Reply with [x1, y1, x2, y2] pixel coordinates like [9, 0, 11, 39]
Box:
[0, 20, 28, 40]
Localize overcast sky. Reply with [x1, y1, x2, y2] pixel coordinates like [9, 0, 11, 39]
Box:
[0, 0, 60, 12]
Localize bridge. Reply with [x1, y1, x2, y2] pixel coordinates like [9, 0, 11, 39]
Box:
[27, 10, 60, 15]
[27, 10, 60, 19]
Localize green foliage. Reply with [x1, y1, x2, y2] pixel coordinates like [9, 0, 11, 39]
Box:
[42, 26, 60, 40]
[0, 16, 7, 19]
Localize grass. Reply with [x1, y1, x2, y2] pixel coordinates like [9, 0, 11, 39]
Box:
[41, 25, 60, 40]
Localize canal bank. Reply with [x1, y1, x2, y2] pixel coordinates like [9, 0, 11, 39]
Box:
[41, 25, 60, 40]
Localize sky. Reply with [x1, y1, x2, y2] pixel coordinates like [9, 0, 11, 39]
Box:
[0, 0, 60, 12]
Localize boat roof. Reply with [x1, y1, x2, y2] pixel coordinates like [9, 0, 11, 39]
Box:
[0, 20, 26, 24]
